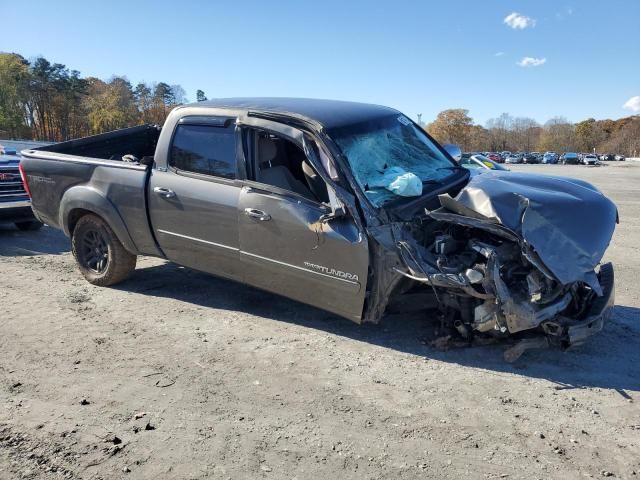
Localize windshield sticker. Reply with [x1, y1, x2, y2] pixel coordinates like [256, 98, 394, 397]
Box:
[397, 115, 411, 126]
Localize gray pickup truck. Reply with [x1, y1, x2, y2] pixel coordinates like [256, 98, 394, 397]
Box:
[20, 98, 617, 359]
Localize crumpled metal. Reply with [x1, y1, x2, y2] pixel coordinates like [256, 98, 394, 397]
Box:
[443, 171, 618, 292]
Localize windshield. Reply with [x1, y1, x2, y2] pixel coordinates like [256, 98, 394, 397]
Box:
[329, 114, 456, 206]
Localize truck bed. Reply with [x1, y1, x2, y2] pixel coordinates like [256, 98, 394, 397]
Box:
[20, 125, 162, 257]
[37, 124, 161, 162]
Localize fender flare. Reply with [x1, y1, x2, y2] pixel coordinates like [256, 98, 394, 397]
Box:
[59, 185, 139, 255]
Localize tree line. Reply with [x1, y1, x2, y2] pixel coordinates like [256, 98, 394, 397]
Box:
[1, 52, 638, 156]
[0, 52, 208, 142]
[425, 109, 640, 156]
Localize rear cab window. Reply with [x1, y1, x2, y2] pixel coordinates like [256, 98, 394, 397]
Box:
[170, 122, 237, 179]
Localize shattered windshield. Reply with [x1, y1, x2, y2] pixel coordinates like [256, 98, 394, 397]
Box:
[329, 114, 457, 206]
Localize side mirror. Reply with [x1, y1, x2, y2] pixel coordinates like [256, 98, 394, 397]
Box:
[443, 144, 462, 162]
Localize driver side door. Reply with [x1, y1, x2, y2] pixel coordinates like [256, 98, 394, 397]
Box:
[237, 125, 369, 322]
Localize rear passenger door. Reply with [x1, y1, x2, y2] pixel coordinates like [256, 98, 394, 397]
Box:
[148, 117, 242, 280]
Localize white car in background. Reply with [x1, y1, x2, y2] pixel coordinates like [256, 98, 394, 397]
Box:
[582, 154, 599, 165]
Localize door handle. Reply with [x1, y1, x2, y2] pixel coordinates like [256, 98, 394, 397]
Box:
[153, 186, 176, 199]
[244, 208, 271, 221]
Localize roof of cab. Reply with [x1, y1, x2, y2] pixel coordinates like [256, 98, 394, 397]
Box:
[187, 97, 400, 130]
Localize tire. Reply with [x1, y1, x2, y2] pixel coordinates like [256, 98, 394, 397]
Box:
[71, 214, 136, 286]
[15, 220, 43, 231]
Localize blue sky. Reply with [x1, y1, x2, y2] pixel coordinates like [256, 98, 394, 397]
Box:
[1, 0, 639, 125]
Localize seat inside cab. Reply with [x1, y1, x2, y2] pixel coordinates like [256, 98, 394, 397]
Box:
[254, 132, 329, 203]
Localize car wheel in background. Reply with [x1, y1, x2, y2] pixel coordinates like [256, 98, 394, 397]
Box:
[71, 214, 137, 286]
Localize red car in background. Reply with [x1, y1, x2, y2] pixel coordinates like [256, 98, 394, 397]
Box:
[486, 153, 503, 163]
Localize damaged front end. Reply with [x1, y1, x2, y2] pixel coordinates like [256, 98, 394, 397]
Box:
[385, 171, 618, 360]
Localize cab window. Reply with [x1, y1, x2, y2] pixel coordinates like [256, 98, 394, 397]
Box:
[247, 129, 329, 204]
[170, 124, 237, 179]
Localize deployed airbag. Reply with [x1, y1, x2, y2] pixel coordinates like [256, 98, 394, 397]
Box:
[368, 166, 423, 197]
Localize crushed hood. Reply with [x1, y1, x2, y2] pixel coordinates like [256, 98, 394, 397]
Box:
[438, 171, 618, 290]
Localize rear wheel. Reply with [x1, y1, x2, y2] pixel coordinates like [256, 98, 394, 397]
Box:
[15, 220, 43, 231]
[71, 214, 136, 286]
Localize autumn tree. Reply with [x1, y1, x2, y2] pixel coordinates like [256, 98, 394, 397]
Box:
[0, 53, 30, 138]
[170, 85, 187, 105]
[598, 116, 640, 157]
[512, 117, 540, 152]
[426, 109, 473, 149]
[85, 77, 138, 134]
[134, 82, 153, 123]
[467, 125, 491, 152]
[537, 117, 576, 153]
[485, 113, 513, 151]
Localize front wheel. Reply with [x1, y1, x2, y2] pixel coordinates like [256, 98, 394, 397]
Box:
[71, 214, 137, 286]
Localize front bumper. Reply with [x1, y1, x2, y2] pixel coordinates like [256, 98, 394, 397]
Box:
[565, 262, 615, 348]
[0, 198, 36, 222]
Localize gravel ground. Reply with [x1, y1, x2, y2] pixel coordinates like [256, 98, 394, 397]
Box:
[1, 162, 639, 479]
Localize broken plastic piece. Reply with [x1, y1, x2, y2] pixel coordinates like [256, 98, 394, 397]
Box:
[503, 337, 549, 363]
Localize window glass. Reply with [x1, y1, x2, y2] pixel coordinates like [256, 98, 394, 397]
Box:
[329, 114, 456, 206]
[170, 124, 236, 178]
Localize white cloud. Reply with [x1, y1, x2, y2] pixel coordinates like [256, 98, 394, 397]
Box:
[495, 52, 505, 57]
[517, 57, 547, 67]
[623, 96, 640, 112]
[504, 12, 536, 29]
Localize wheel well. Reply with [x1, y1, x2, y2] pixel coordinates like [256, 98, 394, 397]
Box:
[67, 208, 95, 234]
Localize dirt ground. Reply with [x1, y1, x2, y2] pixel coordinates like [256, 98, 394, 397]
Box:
[1, 162, 639, 480]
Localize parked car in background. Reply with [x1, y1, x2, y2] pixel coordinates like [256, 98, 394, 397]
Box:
[0, 140, 51, 230]
[0, 148, 39, 229]
[486, 153, 502, 163]
[614, 154, 626, 161]
[505, 153, 523, 164]
[599, 153, 614, 161]
[560, 152, 580, 165]
[460, 154, 510, 173]
[583, 154, 599, 166]
[542, 152, 559, 164]
[523, 152, 539, 164]
[500, 151, 511, 160]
